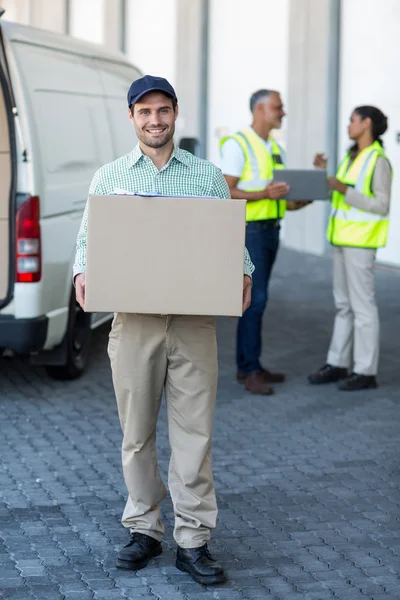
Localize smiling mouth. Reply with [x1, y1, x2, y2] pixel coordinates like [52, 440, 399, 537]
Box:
[146, 128, 166, 134]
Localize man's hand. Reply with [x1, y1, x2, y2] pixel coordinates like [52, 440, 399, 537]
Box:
[286, 200, 313, 211]
[328, 176, 347, 194]
[242, 275, 252, 314]
[314, 153, 328, 169]
[75, 273, 86, 310]
[265, 181, 290, 200]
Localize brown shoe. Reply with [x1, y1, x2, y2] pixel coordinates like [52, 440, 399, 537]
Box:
[237, 368, 285, 384]
[262, 368, 285, 383]
[244, 372, 274, 395]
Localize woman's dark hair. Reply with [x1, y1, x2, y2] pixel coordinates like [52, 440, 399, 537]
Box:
[350, 105, 388, 152]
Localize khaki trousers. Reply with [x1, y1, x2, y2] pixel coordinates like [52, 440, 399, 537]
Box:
[107, 313, 218, 548]
[327, 246, 379, 375]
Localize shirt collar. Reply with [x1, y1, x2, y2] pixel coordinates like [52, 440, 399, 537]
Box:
[250, 127, 273, 146]
[127, 143, 191, 169]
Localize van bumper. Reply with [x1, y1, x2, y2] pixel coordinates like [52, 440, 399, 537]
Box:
[0, 315, 49, 354]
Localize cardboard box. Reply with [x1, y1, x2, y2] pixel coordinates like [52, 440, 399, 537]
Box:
[84, 194, 247, 316]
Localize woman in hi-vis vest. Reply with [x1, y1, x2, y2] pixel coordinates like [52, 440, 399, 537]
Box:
[309, 106, 392, 391]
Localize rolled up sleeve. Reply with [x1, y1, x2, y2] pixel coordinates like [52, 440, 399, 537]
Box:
[72, 170, 106, 280]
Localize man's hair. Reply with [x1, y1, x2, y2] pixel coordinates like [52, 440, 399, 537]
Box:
[130, 95, 178, 115]
[249, 89, 277, 114]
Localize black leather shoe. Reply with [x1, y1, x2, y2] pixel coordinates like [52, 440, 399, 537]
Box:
[338, 373, 378, 391]
[116, 532, 162, 570]
[308, 364, 348, 384]
[176, 544, 227, 585]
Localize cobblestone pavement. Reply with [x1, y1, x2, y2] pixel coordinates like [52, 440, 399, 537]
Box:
[0, 248, 399, 600]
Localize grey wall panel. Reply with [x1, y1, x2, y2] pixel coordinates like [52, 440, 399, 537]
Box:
[283, 0, 340, 256]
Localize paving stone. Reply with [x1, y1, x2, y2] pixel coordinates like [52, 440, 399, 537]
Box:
[257, 577, 296, 593]
[59, 582, 92, 593]
[47, 568, 83, 583]
[272, 596, 315, 600]
[0, 249, 399, 600]
[241, 591, 276, 600]
[149, 588, 186, 600]
[39, 555, 70, 567]
[301, 594, 335, 600]
[277, 565, 315, 583]
[62, 594, 94, 600]
[211, 591, 244, 600]
[370, 596, 400, 600]
[23, 584, 63, 599]
[330, 592, 366, 600]
[92, 592, 126, 599]
[0, 570, 20, 580]
[0, 591, 35, 600]
[0, 578, 24, 588]
[86, 579, 116, 591]
[23, 576, 54, 587]
[109, 574, 147, 588]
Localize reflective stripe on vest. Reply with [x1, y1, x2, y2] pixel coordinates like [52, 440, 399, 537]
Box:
[327, 141, 391, 248]
[221, 128, 286, 221]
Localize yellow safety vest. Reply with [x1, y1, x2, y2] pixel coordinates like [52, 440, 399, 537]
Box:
[220, 128, 286, 221]
[327, 141, 391, 248]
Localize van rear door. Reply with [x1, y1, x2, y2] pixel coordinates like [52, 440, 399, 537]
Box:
[0, 25, 16, 310]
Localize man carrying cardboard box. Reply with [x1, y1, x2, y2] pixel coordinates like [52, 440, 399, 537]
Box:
[73, 75, 254, 585]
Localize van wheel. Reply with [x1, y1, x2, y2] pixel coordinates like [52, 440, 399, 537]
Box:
[46, 295, 92, 380]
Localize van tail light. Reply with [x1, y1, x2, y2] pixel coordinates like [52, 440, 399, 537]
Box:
[16, 195, 42, 283]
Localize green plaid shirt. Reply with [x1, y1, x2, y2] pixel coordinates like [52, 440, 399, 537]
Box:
[73, 144, 254, 278]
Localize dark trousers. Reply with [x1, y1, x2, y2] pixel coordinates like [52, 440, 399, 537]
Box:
[237, 220, 280, 375]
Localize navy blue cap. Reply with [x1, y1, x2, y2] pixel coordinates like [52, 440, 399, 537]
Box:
[127, 75, 177, 107]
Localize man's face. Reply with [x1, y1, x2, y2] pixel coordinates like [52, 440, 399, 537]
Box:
[257, 92, 285, 129]
[128, 91, 178, 149]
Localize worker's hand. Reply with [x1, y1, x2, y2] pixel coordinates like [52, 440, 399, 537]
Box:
[242, 275, 252, 314]
[328, 176, 347, 194]
[265, 181, 290, 199]
[286, 200, 313, 210]
[314, 153, 328, 169]
[75, 273, 86, 310]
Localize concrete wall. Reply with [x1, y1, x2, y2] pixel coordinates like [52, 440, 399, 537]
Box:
[1, 0, 203, 155]
[124, 0, 203, 145]
[174, 0, 203, 142]
[283, 0, 336, 256]
[2, 0, 31, 24]
[30, 0, 67, 33]
[2, 0, 124, 50]
[125, 0, 177, 84]
[103, 0, 125, 52]
[3, 0, 400, 266]
[207, 0, 289, 166]
[69, 0, 105, 45]
[339, 0, 400, 266]
[284, 0, 400, 266]
[1, 0, 31, 24]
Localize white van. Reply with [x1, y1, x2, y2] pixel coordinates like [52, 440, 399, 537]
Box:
[0, 17, 141, 379]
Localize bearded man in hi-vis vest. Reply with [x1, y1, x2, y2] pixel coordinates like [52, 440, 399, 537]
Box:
[220, 90, 310, 396]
